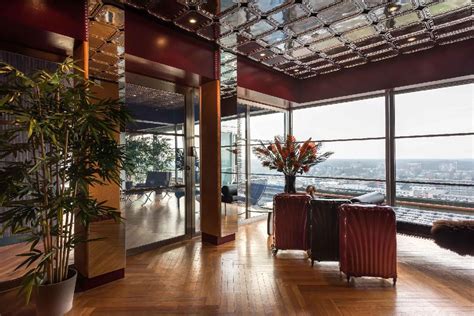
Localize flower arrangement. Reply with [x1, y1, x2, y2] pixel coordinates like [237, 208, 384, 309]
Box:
[253, 135, 333, 192]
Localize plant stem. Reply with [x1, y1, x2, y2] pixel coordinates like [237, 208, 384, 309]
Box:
[37, 86, 53, 284]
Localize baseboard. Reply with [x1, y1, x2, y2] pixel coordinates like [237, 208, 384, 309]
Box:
[75, 268, 124, 292]
[201, 232, 235, 245]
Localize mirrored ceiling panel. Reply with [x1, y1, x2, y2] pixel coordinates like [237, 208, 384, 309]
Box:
[268, 4, 310, 25]
[317, 1, 365, 25]
[250, 0, 294, 14]
[330, 14, 372, 34]
[120, 0, 474, 79]
[198, 0, 239, 17]
[258, 30, 290, 46]
[297, 27, 333, 45]
[285, 17, 323, 36]
[272, 40, 301, 54]
[241, 20, 276, 39]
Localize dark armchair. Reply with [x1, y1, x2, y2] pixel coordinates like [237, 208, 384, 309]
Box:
[309, 198, 350, 265]
[221, 180, 268, 215]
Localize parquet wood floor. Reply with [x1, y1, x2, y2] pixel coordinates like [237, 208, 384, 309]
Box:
[1, 219, 473, 315]
[71, 220, 474, 315]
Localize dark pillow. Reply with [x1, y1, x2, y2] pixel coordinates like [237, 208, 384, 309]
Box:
[431, 220, 474, 256]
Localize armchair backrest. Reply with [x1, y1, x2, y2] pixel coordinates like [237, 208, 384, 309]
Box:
[339, 204, 397, 279]
[273, 193, 311, 251]
[309, 198, 351, 261]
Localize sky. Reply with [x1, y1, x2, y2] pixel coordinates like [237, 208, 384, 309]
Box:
[251, 83, 473, 160]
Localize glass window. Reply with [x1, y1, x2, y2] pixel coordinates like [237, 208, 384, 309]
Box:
[293, 97, 385, 140]
[292, 97, 385, 198]
[394, 83, 474, 211]
[249, 109, 285, 144]
[395, 84, 474, 136]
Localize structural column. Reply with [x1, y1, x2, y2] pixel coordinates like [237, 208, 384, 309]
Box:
[73, 1, 126, 290]
[200, 80, 227, 243]
[199, 50, 239, 244]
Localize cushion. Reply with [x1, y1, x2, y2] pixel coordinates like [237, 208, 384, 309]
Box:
[431, 220, 474, 256]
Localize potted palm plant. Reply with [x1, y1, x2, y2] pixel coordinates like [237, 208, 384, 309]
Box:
[0, 60, 131, 315]
[253, 135, 333, 193]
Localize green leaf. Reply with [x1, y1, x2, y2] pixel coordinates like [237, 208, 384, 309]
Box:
[27, 119, 36, 138]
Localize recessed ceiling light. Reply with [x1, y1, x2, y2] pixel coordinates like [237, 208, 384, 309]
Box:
[189, 18, 197, 24]
[407, 37, 417, 42]
[259, 53, 266, 57]
[387, 4, 400, 13]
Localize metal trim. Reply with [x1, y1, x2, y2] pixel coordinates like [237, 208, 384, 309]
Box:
[245, 106, 251, 219]
[385, 89, 396, 206]
[395, 132, 474, 139]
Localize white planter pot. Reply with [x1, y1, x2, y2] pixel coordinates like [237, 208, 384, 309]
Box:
[36, 269, 77, 316]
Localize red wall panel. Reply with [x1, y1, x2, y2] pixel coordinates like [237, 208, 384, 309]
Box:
[238, 57, 300, 102]
[125, 10, 217, 81]
[0, 0, 86, 41]
[298, 39, 474, 103]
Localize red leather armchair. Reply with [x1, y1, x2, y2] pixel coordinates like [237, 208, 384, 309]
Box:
[272, 193, 311, 255]
[339, 204, 397, 285]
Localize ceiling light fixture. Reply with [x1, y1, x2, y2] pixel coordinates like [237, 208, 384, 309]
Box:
[387, 4, 401, 13]
[189, 18, 197, 24]
[407, 37, 416, 42]
[260, 53, 266, 57]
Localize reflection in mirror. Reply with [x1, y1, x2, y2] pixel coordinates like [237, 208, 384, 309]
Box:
[122, 82, 187, 250]
[220, 49, 239, 235]
[248, 105, 286, 218]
